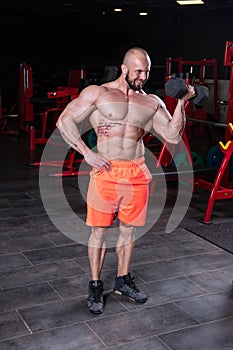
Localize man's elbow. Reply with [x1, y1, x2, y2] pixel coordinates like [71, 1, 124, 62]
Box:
[164, 134, 181, 144]
[170, 136, 181, 144]
[56, 119, 60, 129]
[56, 114, 65, 130]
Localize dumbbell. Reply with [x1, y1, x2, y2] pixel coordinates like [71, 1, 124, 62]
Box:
[165, 76, 209, 105]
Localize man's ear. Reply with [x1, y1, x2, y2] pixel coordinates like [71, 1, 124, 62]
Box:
[121, 64, 128, 76]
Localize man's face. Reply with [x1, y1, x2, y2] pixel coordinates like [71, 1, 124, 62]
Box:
[125, 68, 150, 90]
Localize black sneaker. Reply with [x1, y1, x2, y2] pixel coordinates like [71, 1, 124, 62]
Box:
[87, 280, 104, 314]
[113, 272, 147, 303]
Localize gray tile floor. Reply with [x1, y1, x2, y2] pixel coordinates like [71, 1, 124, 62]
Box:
[0, 133, 233, 350]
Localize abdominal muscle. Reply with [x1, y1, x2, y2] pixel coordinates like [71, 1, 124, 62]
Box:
[93, 120, 146, 160]
[97, 136, 145, 160]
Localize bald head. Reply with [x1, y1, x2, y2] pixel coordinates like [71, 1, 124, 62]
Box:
[121, 47, 151, 91]
[123, 47, 151, 68]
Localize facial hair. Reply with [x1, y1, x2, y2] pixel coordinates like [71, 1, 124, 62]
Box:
[125, 74, 145, 91]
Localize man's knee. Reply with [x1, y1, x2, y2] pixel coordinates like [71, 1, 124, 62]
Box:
[119, 223, 135, 237]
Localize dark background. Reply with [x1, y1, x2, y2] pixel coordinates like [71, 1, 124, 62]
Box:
[0, 0, 233, 110]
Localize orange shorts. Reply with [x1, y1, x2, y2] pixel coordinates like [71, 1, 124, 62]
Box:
[86, 157, 152, 227]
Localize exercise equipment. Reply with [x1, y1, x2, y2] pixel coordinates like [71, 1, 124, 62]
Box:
[207, 144, 233, 173]
[32, 65, 120, 176]
[29, 87, 78, 151]
[149, 69, 219, 197]
[18, 63, 87, 136]
[186, 115, 227, 145]
[149, 56, 217, 196]
[224, 42, 233, 143]
[198, 123, 233, 224]
[196, 41, 233, 224]
[174, 151, 204, 168]
[28, 127, 87, 177]
[206, 144, 224, 172]
[148, 123, 203, 197]
[18, 63, 34, 132]
[165, 76, 209, 106]
[187, 118, 228, 129]
[165, 57, 219, 119]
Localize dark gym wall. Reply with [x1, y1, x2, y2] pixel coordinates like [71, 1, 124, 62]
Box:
[122, 9, 233, 78]
[0, 6, 232, 109]
[0, 8, 232, 71]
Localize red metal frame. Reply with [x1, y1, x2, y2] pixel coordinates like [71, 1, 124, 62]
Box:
[29, 87, 78, 151]
[68, 68, 87, 88]
[18, 63, 34, 132]
[224, 41, 233, 141]
[196, 41, 233, 223]
[165, 56, 219, 120]
[148, 100, 194, 197]
[31, 147, 88, 177]
[197, 124, 233, 224]
[19, 64, 89, 176]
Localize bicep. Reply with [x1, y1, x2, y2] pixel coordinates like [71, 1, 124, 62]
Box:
[152, 104, 172, 136]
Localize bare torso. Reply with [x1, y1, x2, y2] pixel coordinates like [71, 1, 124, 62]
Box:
[56, 52, 193, 173]
[89, 87, 159, 160]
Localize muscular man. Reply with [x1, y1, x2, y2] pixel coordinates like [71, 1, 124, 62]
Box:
[56, 47, 195, 314]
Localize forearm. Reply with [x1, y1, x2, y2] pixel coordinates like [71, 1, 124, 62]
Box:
[57, 116, 90, 156]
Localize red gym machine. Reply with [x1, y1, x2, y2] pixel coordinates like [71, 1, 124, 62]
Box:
[28, 85, 83, 174]
[165, 56, 219, 139]
[148, 56, 217, 197]
[29, 86, 79, 151]
[22, 64, 90, 175]
[18, 63, 34, 132]
[165, 57, 219, 117]
[18, 63, 86, 138]
[196, 41, 233, 224]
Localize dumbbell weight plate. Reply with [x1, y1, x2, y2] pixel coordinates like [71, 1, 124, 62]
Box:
[165, 76, 209, 105]
[165, 77, 187, 99]
[191, 85, 209, 106]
